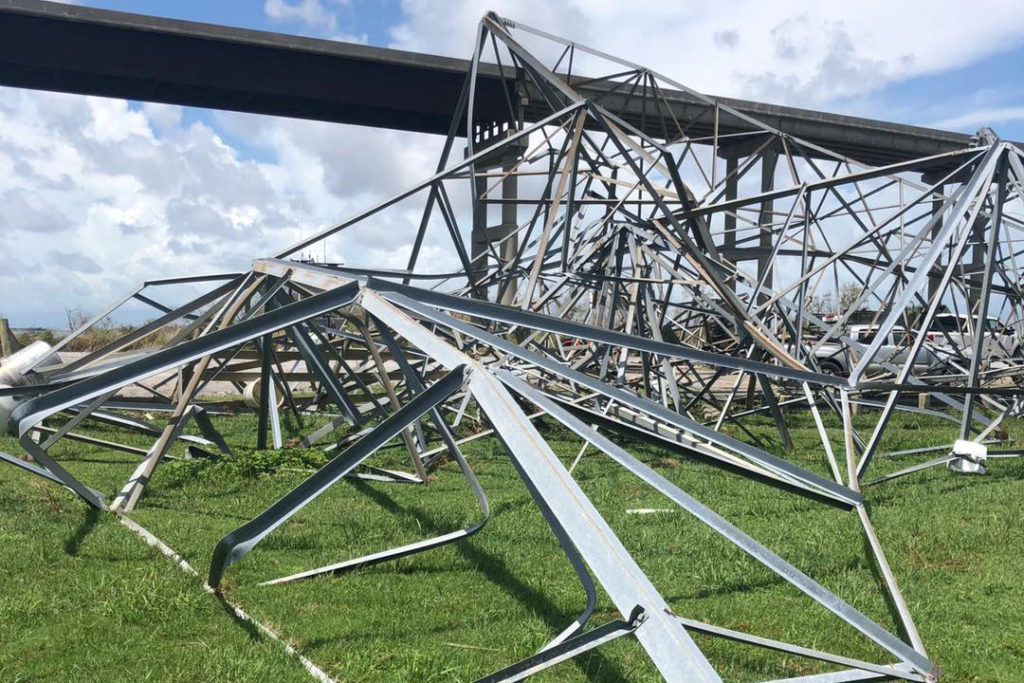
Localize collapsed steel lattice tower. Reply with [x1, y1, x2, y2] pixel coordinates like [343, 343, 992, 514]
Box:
[2, 12, 1023, 682]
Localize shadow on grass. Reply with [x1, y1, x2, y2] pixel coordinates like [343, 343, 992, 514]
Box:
[140, 500, 260, 524]
[66, 457, 145, 465]
[864, 460, 1024, 505]
[214, 592, 265, 643]
[64, 505, 102, 556]
[350, 478, 632, 682]
[858, 501, 916, 650]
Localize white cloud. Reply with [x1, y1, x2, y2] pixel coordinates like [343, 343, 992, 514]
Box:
[48, 250, 102, 274]
[0, 190, 72, 234]
[390, 0, 1024, 106]
[263, 0, 347, 32]
[0, 84, 460, 326]
[262, 0, 366, 43]
[0, 90, 305, 324]
[931, 106, 1024, 132]
[143, 102, 184, 134]
[331, 30, 369, 44]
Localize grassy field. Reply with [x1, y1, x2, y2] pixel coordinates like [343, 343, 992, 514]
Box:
[1, 406, 1023, 681]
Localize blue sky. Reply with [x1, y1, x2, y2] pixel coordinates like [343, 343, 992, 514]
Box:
[1, 0, 1022, 326]
[845, 46, 1024, 141]
[70, 0, 402, 43]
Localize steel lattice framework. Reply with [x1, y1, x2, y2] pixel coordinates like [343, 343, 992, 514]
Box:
[2, 12, 1023, 682]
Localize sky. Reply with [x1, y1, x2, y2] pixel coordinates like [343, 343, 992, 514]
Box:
[1, 0, 1023, 327]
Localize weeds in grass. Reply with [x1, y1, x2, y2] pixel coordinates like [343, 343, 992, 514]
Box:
[163, 448, 331, 486]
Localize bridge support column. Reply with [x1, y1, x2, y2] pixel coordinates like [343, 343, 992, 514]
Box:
[470, 130, 526, 303]
[717, 143, 779, 298]
[928, 184, 946, 301]
[968, 213, 988, 311]
[757, 150, 778, 296]
[724, 156, 738, 252]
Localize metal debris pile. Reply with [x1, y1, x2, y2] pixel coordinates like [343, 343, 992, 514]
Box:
[3, 13, 1023, 682]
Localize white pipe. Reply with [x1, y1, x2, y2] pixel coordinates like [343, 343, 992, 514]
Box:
[0, 341, 57, 434]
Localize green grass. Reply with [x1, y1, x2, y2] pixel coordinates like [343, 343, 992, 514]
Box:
[2, 406, 1023, 681]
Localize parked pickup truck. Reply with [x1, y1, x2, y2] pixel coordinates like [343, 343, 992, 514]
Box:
[812, 324, 941, 376]
[926, 313, 1021, 360]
